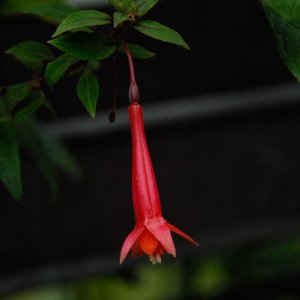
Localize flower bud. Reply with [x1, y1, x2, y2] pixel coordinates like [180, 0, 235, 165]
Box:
[129, 82, 139, 103]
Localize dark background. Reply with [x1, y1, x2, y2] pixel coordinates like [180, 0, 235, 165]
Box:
[0, 0, 300, 299]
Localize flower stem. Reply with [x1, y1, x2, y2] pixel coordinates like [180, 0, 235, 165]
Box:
[119, 39, 140, 104]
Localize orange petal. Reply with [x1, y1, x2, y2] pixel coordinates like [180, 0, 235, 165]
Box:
[139, 229, 160, 256]
[132, 241, 142, 258]
[147, 222, 176, 257]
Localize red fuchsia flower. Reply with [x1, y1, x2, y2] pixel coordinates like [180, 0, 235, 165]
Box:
[120, 103, 198, 264]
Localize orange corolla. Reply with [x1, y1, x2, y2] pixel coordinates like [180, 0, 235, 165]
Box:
[120, 103, 198, 264]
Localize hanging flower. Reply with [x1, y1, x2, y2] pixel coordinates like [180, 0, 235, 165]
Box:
[120, 103, 198, 264]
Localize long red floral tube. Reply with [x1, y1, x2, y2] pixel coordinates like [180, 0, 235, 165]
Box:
[120, 103, 198, 264]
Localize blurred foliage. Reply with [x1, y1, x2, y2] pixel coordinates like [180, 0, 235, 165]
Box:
[260, 0, 300, 82]
[1, 238, 300, 300]
[190, 257, 232, 298]
[0, 0, 64, 15]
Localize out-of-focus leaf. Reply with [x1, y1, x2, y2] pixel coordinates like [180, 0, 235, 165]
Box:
[13, 91, 44, 121]
[260, 0, 300, 81]
[87, 60, 101, 70]
[0, 0, 64, 14]
[4, 83, 32, 109]
[135, 0, 159, 16]
[113, 11, 128, 27]
[134, 20, 190, 49]
[6, 41, 54, 70]
[0, 124, 22, 200]
[110, 0, 122, 11]
[52, 10, 112, 37]
[14, 120, 79, 198]
[45, 53, 79, 86]
[0, 97, 10, 122]
[110, 0, 137, 13]
[49, 32, 116, 60]
[110, 0, 126, 12]
[191, 259, 231, 298]
[76, 69, 99, 117]
[120, 43, 155, 59]
[25, 3, 78, 23]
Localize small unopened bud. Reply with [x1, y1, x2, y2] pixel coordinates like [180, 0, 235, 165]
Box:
[129, 82, 139, 104]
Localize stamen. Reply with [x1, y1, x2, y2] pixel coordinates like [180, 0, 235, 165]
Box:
[156, 253, 162, 264]
[149, 255, 157, 265]
[148, 253, 162, 265]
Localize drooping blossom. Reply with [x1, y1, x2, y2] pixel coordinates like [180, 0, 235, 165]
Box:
[120, 103, 198, 264]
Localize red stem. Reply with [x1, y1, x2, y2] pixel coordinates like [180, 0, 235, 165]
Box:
[121, 41, 136, 84]
[119, 39, 140, 103]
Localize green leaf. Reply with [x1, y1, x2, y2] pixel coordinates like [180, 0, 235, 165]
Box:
[49, 32, 117, 60]
[1, 0, 64, 14]
[109, 0, 122, 11]
[4, 83, 32, 109]
[13, 120, 79, 199]
[76, 69, 99, 117]
[0, 97, 10, 122]
[135, 0, 159, 16]
[25, 3, 78, 23]
[125, 0, 138, 14]
[6, 41, 54, 70]
[13, 91, 44, 121]
[134, 20, 189, 49]
[113, 11, 128, 27]
[110, 0, 136, 13]
[42, 130, 80, 178]
[87, 60, 101, 70]
[46, 53, 79, 86]
[120, 43, 155, 59]
[260, 0, 300, 81]
[52, 10, 112, 38]
[0, 124, 22, 200]
[110, 0, 126, 11]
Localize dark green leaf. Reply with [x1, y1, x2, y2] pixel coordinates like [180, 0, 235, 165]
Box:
[6, 41, 54, 70]
[0, 97, 10, 122]
[110, 0, 122, 11]
[46, 53, 79, 86]
[70, 27, 94, 34]
[13, 120, 79, 199]
[87, 60, 101, 70]
[125, 0, 138, 14]
[113, 11, 128, 27]
[42, 129, 80, 178]
[110, 0, 136, 13]
[76, 69, 99, 117]
[25, 3, 78, 23]
[1, 0, 65, 14]
[52, 10, 112, 37]
[110, 0, 126, 11]
[120, 43, 155, 59]
[0, 124, 22, 200]
[4, 83, 32, 108]
[135, 0, 159, 16]
[49, 32, 116, 60]
[134, 20, 189, 49]
[13, 91, 44, 121]
[260, 0, 300, 81]
[124, 0, 134, 10]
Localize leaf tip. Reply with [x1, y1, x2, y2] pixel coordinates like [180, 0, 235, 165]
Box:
[89, 111, 96, 118]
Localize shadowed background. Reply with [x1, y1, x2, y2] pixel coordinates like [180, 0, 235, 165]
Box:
[0, 0, 300, 299]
